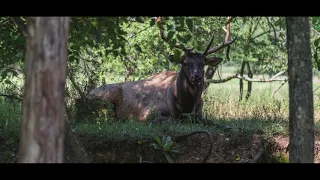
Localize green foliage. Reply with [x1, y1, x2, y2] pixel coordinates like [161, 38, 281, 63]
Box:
[311, 17, 320, 71]
[149, 133, 180, 163]
[2, 16, 320, 122]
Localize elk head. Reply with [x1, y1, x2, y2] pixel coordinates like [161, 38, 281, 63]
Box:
[156, 17, 236, 86]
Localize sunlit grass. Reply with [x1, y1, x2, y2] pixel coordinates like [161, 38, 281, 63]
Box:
[1, 72, 320, 142]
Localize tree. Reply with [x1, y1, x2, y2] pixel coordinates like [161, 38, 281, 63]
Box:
[17, 17, 70, 163]
[286, 17, 315, 163]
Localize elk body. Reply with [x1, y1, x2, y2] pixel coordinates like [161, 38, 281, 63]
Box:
[86, 17, 236, 122]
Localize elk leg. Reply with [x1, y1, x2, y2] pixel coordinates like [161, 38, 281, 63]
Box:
[194, 99, 204, 123]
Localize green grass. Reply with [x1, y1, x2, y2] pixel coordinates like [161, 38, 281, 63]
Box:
[1, 72, 320, 143]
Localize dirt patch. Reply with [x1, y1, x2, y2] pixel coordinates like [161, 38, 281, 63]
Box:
[2, 132, 320, 163]
[65, 132, 320, 163]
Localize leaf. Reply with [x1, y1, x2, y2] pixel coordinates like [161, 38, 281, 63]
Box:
[4, 80, 11, 84]
[235, 154, 241, 161]
[314, 52, 320, 71]
[164, 141, 173, 152]
[150, 143, 161, 150]
[178, 17, 185, 27]
[135, 44, 143, 53]
[137, 140, 142, 145]
[91, 20, 98, 27]
[150, 133, 162, 146]
[168, 149, 180, 153]
[314, 38, 320, 47]
[150, 18, 156, 27]
[186, 18, 193, 32]
[118, 29, 127, 35]
[184, 34, 192, 41]
[167, 25, 174, 31]
[176, 34, 184, 42]
[118, 35, 128, 42]
[167, 31, 175, 41]
[176, 26, 185, 32]
[112, 51, 119, 57]
[162, 136, 166, 147]
[164, 152, 175, 163]
[165, 136, 172, 146]
[6, 139, 14, 145]
[135, 17, 144, 23]
[105, 39, 110, 48]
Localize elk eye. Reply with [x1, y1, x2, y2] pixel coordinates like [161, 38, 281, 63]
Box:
[182, 62, 188, 66]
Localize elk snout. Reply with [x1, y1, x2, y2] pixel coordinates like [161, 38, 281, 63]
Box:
[191, 74, 202, 82]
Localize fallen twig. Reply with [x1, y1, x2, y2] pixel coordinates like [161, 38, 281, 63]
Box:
[174, 130, 213, 163]
[139, 156, 153, 163]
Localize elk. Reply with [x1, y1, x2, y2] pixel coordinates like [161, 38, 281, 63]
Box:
[85, 17, 236, 122]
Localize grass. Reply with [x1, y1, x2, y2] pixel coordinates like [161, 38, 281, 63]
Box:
[1, 71, 320, 146]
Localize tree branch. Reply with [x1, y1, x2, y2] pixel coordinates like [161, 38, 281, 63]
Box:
[273, 79, 288, 96]
[266, 17, 277, 45]
[206, 72, 288, 84]
[251, 29, 280, 41]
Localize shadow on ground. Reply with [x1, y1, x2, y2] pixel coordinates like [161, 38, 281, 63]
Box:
[1, 117, 320, 163]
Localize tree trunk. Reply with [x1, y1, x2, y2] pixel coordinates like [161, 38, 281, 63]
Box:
[286, 17, 315, 163]
[17, 17, 70, 163]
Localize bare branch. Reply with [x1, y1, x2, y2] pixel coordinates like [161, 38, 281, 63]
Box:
[245, 62, 253, 101]
[206, 74, 238, 83]
[225, 17, 232, 61]
[252, 29, 280, 40]
[204, 66, 218, 89]
[236, 74, 287, 82]
[239, 62, 245, 101]
[313, 84, 320, 93]
[270, 70, 286, 80]
[273, 79, 288, 96]
[129, 25, 152, 39]
[206, 72, 288, 84]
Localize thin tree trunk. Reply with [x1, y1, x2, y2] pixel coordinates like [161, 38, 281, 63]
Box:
[286, 17, 315, 163]
[17, 17, 70, 163]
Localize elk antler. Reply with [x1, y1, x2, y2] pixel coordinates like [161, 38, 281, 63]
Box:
[156, 17, 193, 52]
[203, 17, 237, 56]
[202, 35, 215, 56]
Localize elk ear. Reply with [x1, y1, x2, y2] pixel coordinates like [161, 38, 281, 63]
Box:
[205, 57, 223, 66]
[179, 54, 187, 64]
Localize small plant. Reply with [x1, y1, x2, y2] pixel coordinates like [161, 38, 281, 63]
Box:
[149, 133, 180, 163]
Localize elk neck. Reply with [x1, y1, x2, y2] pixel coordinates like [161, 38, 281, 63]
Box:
[173, 69, 204, 113]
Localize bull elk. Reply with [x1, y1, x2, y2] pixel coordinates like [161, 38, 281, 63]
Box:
[86, 17, 236, 122]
